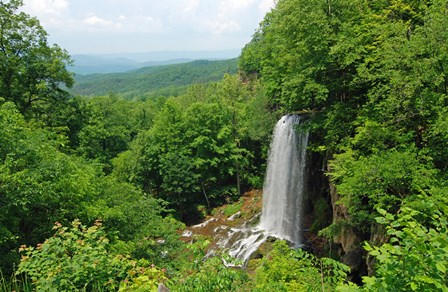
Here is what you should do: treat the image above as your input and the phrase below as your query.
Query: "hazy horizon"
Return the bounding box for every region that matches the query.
[69,48,241,74]
[73,48,241,61]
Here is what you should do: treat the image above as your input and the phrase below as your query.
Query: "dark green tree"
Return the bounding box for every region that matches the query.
[75,95,155,171]
[113,94,252,217]
[0,100,99,273]
[0,0,73,118]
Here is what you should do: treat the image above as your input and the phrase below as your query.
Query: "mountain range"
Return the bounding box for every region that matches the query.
[70,49,241,75]
[70,58,239,98]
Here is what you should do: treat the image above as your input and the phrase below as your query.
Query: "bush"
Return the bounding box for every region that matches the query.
[361,204,448,291]
[254,241,350,291]
[18,220,132,291]
[172,256,249,292]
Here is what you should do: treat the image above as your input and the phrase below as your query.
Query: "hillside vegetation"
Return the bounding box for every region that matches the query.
[0,0,447,291]
[71,59,238,97]
[239,0,448,289]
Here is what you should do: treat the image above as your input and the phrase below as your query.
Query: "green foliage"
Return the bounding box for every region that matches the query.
[223,197,244,217]
[172,256,249,292]
[362,203,448,291]
[7,0,448,288]
[0,101,100,273]
[184,236,211,272]
[17,220,170,291]
[245,7,448,290]
[330,147,437,230]
[17,220,131,291]
[254,241,350,291]
[310,197,332,232]
[119,261,167,292]
[112,76,270,216]
[156,100,245,210]
[0,271,32,292]
[337,193,448,291]
[0,0,73,118]
[240,0,367,111]
[241,0,448,158]
[0,100,184,275]
[74,95,158,171]
[71,59,238,97]
[83,176,185,271]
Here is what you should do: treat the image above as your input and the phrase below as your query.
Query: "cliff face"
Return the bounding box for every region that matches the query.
[329,182,366,281]
[305,148,367,282]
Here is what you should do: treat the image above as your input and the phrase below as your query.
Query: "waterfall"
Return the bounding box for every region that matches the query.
[259,114,309,245]
[221,114,309,264]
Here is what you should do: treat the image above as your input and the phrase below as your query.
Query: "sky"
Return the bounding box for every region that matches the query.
[21,0,276,55]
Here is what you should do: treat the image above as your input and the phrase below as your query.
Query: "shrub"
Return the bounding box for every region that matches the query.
[254,241,350,291]
[17,220,131,291]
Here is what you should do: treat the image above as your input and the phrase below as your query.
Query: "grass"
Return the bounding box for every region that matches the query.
[223,197,244,217]
[0,271,32,292]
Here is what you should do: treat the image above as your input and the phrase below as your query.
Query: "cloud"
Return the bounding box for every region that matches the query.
[83,15,115,27]
[123,15,164,33]
[183,0,199,13]
[24,0,69,16]
[183,0,258,34]
[221,0,255,10]
[81,14,164,33]
[22,0,270,34]
[21,0,274,53]
[22,0,69,26]
[204,19,240,34]
[258,0,276,14]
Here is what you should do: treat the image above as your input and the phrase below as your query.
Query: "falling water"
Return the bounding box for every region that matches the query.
[221,114,309,264]
[259,114,309,244]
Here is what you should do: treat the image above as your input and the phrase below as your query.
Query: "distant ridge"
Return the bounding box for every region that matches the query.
[91,49,241,62]
[70,58,238,97]
[70,49,241,74]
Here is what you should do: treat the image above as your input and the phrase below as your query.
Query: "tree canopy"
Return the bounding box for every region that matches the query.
[240,0,448,288]
[1,0,447,290]
[0,0,73,118]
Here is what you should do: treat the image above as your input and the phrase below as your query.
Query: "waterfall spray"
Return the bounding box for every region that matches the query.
[222,114,309,264]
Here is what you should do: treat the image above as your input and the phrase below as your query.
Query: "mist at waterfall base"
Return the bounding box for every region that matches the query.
[220,114,309,265]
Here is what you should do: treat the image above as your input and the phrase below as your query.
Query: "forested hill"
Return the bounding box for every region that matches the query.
[70,58,238,97]
[2,0,448,290]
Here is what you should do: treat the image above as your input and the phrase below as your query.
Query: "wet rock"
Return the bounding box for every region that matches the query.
[181,230,193,237]
[227,211,241,221]
[329,181,367,282]
[213,225,228,233]
[192,217,217,228]
[158,283,169,292]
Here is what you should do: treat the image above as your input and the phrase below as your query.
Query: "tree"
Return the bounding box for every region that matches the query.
[215,74,250,195]
[113,94,252,217]
[0,0,73,118]
[0,100,102,273]
[75,95,155,172]
[0,100,179,275]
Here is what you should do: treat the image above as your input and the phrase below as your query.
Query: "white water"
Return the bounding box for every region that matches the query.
[259,114,309,244]
[221,114,309,264]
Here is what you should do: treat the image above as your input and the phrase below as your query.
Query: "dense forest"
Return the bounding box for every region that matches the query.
[71,59,238,98]
[1,0,447,291]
